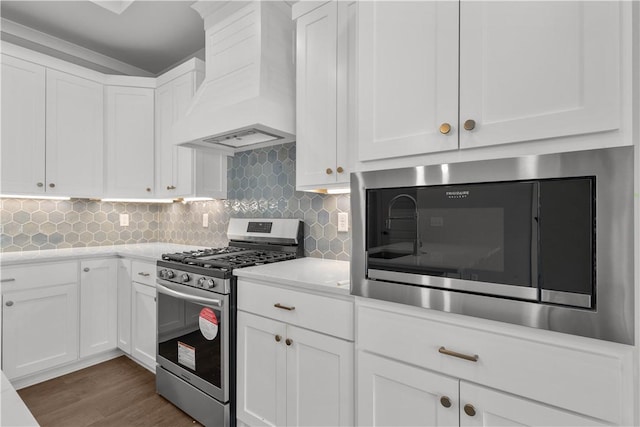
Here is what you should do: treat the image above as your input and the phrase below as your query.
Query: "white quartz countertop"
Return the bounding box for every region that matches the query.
[0,243,207,266]
[234,257,351,296]
[1,371,39,426]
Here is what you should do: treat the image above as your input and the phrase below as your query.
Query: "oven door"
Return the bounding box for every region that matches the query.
[366,181,539,301]
[156,280,229,403]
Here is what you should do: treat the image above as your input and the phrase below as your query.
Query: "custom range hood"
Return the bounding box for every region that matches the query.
[174,1,295,154]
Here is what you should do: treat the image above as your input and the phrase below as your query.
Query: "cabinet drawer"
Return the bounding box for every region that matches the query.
[131,260,156,286]
[238,279,353,341]
[1,261,77,291]
[357,302,630,424]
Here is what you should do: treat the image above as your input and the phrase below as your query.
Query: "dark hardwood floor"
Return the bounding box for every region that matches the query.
[18,356,202,427]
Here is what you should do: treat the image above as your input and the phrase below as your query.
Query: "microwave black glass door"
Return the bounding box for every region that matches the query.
[366,181,538,288]
[157,293,224,390]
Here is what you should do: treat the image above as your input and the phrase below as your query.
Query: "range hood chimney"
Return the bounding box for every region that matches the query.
[174,1,295,154]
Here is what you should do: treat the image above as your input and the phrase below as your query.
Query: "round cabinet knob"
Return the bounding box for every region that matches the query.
[464,404,476,417]
[440,396,452,408]
[36,182,44,187]
[275,335,282,343]
[463,119,476,131]
[5,301,14,307]
[439,123,452,135]
[181,274,190,283]
[49,183,56,188]
[336,166,344,174]
[146,187,151,192]
[167,185,176,190]
[83,267,90,272]
[326,168,333,175]
[285,338,293,346]
[206,279,215,289]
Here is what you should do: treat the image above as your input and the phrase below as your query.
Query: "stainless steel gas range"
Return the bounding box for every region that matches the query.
[155,218,304,427]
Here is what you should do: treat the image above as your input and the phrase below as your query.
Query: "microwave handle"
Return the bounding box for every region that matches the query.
[156,282,223,308]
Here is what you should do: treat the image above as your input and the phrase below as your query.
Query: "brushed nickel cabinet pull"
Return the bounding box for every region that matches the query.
[138,272,151,277]
[167,185,176,190]
[274,303,295,311]
[0,278,16,283]
[438,346,479,362]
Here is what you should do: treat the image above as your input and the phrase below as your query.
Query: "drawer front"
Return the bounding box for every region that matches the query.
[238,279,353,341]
[357,302,630,424]
[1,261,77,291]
[131,260,156,287]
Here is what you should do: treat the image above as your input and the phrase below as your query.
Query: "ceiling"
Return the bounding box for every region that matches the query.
[0,0,206,76]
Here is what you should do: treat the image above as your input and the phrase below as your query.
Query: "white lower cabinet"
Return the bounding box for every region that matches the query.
[237,311,353,427]
[358,352,606,427]
[356,299,633,426]
[79,259,118,358]
[131,280,157,371]
[237,278,354,427]
[117,259,132,353]
[2,283,79,380]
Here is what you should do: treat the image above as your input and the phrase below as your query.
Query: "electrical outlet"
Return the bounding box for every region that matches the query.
[203,213,209,228]
[338,212,349,232]
[119,214,129,227]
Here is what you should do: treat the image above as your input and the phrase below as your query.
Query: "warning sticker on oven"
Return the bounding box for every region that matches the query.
[177,341,196,370]
[199,307,219,340]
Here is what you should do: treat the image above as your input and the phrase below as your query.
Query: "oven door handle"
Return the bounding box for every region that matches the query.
[156,283,224,308]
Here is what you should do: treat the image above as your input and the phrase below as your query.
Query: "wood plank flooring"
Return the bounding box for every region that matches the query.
[17,356,202,427]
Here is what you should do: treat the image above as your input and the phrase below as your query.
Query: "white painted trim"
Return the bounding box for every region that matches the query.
[291,1,330,20]
[10,349,123,390]
[104,74,157,88]
[89,0,135,15]
[1,18,154,77]
[156,57,205,87]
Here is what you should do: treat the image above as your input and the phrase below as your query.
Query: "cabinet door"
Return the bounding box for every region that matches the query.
[0,55,46,195]
[295,1,339,188]
[156,73,196,197]
[459,1,621,149]
[358,1,459,162]
[2,284,79,379]
[80,259,118,358]
[117,259,132,354]
[46,69,104,197]
[357,351,458,427]
[105,86,155,197]
[131,282,157,371]
[194,151,228,199]
[237,311,287,427]
[460,382,608,427]
[285,325,354,427]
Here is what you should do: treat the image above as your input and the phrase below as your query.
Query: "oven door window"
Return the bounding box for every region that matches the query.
[366,181,538,288]
[157,291,226,392]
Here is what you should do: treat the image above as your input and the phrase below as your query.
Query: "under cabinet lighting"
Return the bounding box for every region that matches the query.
[181,197,215,203]
[100,198,175,204]
[0,194,71,200]
[326,188,351,195]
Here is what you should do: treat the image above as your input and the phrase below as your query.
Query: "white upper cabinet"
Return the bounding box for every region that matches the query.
[46,69,104,197]
[105,85,155,197]
[295,1,356,191]
[357,1,626,163]
[357,1,459,162]
[0,55,46,195]
[459,1,621,149]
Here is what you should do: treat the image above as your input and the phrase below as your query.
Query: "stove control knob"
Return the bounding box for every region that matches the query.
[181,274,190,283]
[197,277,206,288]
[165,270,175,279]
[205,279,215,289]
[158,270,166,279]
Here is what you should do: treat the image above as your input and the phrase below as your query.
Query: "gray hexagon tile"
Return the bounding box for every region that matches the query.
[2,143,352,260]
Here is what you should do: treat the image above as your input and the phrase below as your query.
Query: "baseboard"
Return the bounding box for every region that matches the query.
[11,349,124,390]
[124,354,156,374]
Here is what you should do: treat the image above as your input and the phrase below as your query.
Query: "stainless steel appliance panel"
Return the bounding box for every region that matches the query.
[351,146,634,345]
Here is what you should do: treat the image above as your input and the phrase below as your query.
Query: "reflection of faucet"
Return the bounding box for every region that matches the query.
[386,194,421,255]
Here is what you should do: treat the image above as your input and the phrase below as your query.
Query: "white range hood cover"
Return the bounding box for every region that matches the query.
[174,1,295,154]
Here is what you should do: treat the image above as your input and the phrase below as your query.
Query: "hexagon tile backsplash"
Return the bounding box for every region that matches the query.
[1,143,351,260]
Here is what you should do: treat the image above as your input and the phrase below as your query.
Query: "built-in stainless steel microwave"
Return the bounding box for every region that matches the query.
[351,147,634,345]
